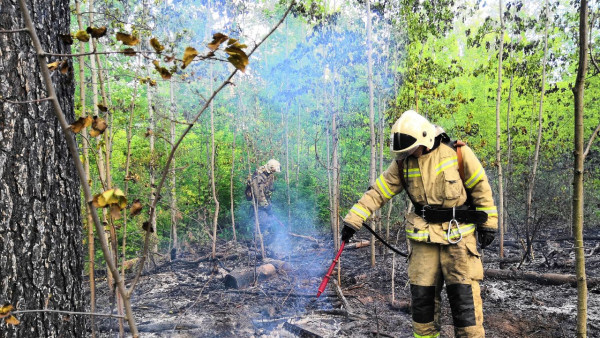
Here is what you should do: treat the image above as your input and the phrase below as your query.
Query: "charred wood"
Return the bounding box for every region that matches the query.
[283,321,323,338]
[224,263,277,289]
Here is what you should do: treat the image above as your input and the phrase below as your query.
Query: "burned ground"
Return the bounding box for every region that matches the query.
[92,229,600,337]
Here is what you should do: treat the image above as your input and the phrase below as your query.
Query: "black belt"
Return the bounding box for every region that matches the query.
[415,204,488,224]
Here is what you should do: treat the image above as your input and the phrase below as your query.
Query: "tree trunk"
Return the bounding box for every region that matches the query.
[504,67,514,237]
[0,0,86,336]
[209,63,220,259]
[572,1,589,336]
[230,122,237,242]
[525,0,549,260]
[366,0,377,268]
[495,0,505,258]
[169,78,178,257]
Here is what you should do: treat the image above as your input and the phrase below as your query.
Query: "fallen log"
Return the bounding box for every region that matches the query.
[485,268,600,287]
[223,263,276,289]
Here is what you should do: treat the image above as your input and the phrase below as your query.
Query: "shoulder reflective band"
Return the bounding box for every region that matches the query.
[392,132,417,152]
[435,156,458,175]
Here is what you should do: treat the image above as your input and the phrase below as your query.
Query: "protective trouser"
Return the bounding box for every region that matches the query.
[408,234,484,338]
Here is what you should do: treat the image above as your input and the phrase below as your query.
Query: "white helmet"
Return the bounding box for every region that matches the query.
[266,159,281,173]
[390,110,436,154]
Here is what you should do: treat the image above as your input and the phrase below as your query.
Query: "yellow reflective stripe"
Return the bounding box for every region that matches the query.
[406,229,429,241]
[465,166,483,188]
[477,206,498,216]
[444,224,476,240]
[414,332,440,338]
[376,175,393,199]
[350,205,370,220]
[405,168,421,178]
[435,156,458,175]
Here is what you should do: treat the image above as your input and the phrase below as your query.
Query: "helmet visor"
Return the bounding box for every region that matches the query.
[391,132,417,152]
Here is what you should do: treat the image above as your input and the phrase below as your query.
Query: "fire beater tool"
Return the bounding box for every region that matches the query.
[316,240,345,298]
[316,223,408,297]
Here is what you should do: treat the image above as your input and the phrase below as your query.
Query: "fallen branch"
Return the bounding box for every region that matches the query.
[485,268,600,287]
[288,232,319,244]
[333,279,351,312]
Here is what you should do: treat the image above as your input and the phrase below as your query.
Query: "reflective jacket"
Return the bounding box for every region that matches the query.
[343,142,497,244]
[249,165,275,207]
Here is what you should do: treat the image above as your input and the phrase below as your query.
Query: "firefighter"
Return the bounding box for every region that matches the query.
[341,110,497,338]
[246,159,281,239]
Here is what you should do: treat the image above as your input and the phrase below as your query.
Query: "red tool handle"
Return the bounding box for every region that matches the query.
[316,241,346,298]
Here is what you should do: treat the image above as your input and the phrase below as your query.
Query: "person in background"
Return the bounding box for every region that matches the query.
[341,110,497,338]
[246,159,281,241]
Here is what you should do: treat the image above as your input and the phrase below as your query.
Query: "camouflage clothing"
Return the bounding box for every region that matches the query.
[248,165,275,207]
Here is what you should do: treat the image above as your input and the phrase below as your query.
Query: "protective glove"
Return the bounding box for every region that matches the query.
[340,224,356,243]
[478,229,496,249]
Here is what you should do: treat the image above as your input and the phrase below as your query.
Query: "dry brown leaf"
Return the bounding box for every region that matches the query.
[90,116,107,137]
[182,47,198,69]
[130,199,143,216]
[47,61,60,71]
[152,60,172,80]
[5,315,19,326]
[150,37,164,53]
[93,188,127,209]
[116,32,140,46]
[227,54,248,72]
[86,26,107,38]
[164,55,175,63]
[145,128,153,138]
[110,204,122,220]
[142,221,154,233]
[121,48,136,56]
[207,33,228,51]
[59,60,69,74]
[97,104,108,112]
[74,30,90,42]
[70,116,92,133]
[59,34,73,44]
[0,304,13,318]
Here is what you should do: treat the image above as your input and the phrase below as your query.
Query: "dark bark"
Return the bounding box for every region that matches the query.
[0,0,85,337]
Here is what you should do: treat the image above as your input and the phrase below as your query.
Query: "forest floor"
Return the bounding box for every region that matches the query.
[92,226,600,337]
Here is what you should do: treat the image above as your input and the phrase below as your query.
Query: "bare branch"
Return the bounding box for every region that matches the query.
[12,309,125,319]
[0,28,28,33]
[0,96,53,104]
[583,120,600,159]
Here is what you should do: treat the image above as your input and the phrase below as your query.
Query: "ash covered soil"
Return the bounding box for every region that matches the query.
[93,229,600,337]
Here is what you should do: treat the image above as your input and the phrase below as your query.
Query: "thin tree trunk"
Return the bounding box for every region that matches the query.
[525,0,549,260]
[74,3,95,336]
[230,123,237,242]
[505,68,514,237]
[366,0,376,267]
[210,63,220,259]
[284,103,291,224]
[495,0,505,258]
[170,78,178,256]
[572,1,589,336]
[332,71,340,284]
